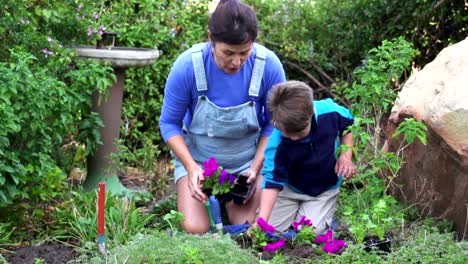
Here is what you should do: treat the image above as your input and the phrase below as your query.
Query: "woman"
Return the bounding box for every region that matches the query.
[159,0,286,233]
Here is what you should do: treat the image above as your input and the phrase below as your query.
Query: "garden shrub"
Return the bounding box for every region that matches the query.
[0,49,112,204]
[246,0,467,95]
[83,0,211,171]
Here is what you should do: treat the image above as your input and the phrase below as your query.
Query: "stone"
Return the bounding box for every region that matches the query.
[384,37,468,239]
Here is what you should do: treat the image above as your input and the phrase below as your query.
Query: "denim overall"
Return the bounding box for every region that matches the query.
[174,43,267,180]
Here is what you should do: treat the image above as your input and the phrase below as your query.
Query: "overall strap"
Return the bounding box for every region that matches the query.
[191,43,208,92]
[248,44,267,98]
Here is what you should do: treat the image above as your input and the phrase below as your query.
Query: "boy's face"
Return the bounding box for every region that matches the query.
[279,122,311,141]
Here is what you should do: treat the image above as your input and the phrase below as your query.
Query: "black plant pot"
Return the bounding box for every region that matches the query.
[216,192,233,203]
[363,235,392,253]
[231,174,254,205]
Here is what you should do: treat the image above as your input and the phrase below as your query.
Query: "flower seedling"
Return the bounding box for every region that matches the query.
[202,157,237,195]
[293,216,316,244]
[314,229,346,254]
[251,218,287,252]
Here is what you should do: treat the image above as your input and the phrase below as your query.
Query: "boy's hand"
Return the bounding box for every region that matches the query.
[335,155,355,179]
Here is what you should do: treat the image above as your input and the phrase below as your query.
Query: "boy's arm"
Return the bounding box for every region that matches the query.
[335,132,355,179]
[258,188,280,221]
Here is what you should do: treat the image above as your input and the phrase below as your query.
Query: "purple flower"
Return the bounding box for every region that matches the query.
[257,217,276,233]
[314,229,333,244]
[218,169,229,184]
[314,229,346,254]
[203,157,219,177]
[322,239,346,254]
[76,4,83,12]
[292,215,313,231]
[87,25,93,35]
[42,48,49,53]
[228,173,236,184]
[92,12,99,19]
[262,239,286,252]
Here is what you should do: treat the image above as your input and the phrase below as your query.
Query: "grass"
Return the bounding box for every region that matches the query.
[70,231,258,264]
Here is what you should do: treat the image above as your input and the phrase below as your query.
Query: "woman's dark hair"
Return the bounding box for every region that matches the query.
[209,0,258,45]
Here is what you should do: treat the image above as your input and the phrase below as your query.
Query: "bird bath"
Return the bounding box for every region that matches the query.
[74,36,159,196]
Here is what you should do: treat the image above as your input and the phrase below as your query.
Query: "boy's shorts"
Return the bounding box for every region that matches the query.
[268,186,340,234]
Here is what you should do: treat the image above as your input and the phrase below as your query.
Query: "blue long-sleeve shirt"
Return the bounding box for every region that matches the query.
[262,99,354,197]
[159,42,286,142]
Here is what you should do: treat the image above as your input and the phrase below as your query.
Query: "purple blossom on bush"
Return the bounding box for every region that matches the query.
[87,25,93,35]
[92,12,99,19]
[203,157,218,177]
[97,25,107,35]
[257,217,276,233]
[76,3,83,12]
[262,239,286,252]
[41,48,54,57]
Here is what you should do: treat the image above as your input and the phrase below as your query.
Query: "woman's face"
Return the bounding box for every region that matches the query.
[212,41,253,74]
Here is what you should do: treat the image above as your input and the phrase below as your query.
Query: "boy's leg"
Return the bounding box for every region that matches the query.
[298,188,340,235]
[176,176,211,233]
[268,186,301,232]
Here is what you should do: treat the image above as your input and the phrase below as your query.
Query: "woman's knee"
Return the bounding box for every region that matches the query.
[181,218,210,234]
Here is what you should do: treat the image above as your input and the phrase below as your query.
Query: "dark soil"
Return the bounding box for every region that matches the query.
[4,244,75,264]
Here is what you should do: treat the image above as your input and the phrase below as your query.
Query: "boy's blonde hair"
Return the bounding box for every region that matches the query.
[267,81,314,133]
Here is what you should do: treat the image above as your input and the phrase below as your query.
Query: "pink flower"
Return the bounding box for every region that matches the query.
[314,229,333,244]
[262,239,286,252]
[203,157,218,177]
[257,217,276,233]
[322,239,346,254]
[292,215,313,231]
[314,229,346,254]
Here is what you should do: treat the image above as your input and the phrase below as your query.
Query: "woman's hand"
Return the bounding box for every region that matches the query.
[240,169,258,204]
[245,169,257,185]
[187,163,208,203]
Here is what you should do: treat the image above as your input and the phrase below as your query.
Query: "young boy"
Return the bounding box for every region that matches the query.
[258,80,355,235]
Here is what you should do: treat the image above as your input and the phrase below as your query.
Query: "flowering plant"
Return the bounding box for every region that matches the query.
[250,217,286,251]
[201,157,237,195]
[293,215,316,244]
[314,229,346,254]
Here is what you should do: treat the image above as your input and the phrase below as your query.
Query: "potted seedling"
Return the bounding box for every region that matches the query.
[201,157,236,203]
[343,197,398,253]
